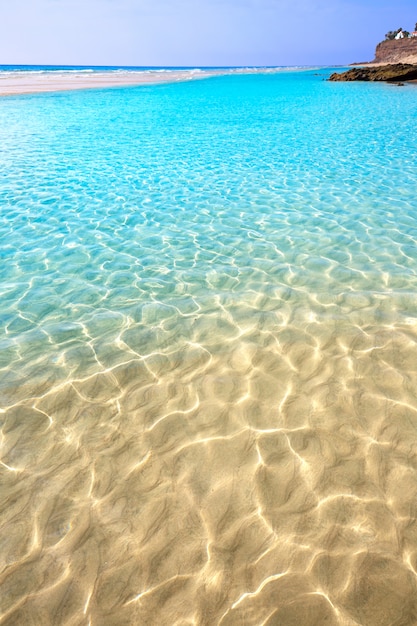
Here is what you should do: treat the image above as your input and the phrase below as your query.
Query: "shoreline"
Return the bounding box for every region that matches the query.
[0,66,315,96]
[0,69,223,96]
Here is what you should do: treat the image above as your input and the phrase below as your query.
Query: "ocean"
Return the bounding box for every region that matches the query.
[1,66,417,625]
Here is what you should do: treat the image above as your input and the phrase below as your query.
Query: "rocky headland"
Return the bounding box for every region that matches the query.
[329,31,417,82]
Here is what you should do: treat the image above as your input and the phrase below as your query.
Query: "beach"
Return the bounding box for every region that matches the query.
[1,67,417,625]
[0,69,219,96]
[0,67,301,97]
[0,67,290,96]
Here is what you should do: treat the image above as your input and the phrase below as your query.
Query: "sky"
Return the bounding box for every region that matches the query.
[0,0,416,67]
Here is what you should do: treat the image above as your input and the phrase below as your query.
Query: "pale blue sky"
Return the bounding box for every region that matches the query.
[1,0,416,66]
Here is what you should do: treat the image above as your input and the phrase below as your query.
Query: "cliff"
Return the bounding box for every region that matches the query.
[372,38,417,64]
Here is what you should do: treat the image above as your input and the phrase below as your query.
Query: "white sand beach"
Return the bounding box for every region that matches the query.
[0,67,296,96]
[0,69,219,96]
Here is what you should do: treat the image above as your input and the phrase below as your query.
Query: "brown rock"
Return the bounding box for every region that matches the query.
[329,63,417,82]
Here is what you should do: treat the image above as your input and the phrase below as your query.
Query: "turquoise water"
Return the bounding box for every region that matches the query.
[1,71,416,394]
[2,69,417,625]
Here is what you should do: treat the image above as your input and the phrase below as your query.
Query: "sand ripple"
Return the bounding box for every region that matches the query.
[2,318,417,624]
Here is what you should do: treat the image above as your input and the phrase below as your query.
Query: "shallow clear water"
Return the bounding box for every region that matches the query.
[1,69,417,625]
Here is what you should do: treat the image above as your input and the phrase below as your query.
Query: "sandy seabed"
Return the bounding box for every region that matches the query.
[2,316,417,625]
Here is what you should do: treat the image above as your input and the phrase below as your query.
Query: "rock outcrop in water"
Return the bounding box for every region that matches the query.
[329,63,417,82]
